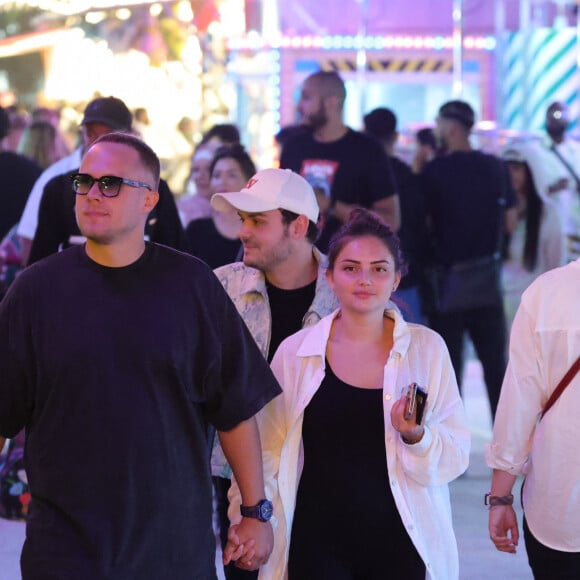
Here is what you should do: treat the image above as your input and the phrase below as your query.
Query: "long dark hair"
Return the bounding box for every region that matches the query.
[521,162,542,272]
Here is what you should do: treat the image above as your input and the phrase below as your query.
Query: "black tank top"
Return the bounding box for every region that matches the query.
[289,362,426,578]
[294,361,399,530]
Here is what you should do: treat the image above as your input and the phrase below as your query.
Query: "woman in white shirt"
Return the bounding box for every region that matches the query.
[227,209,470,580]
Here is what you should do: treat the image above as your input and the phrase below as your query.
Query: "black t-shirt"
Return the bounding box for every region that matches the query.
[0,243,281,579]
[28,171,189,265]
[186,217,241,269]
[280,128,395,251]
[421,150,517,265]
[266,278,316,362]
[389,155,430,289]
[0,151,42,239]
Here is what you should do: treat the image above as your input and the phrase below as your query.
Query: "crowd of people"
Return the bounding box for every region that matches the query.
[0,69,578,580]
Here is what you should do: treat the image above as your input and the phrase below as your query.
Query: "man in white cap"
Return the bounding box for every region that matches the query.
[209,168,339,578]
[212,168,339,363]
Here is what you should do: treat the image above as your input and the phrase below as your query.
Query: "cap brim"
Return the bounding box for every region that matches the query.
[211,191,279,214]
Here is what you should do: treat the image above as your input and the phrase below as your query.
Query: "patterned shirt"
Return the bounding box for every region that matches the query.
[210,248,339,477]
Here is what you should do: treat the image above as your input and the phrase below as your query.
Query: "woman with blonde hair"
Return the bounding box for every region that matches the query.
[17,120,69,169]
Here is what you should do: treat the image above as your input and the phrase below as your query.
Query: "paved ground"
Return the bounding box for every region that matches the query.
[452,358,531,579]
[0,360,532,579]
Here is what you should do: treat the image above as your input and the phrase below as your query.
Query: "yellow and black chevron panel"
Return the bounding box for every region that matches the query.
[320,59,358,72]
[372,58,454,72]
[320,58,453,73]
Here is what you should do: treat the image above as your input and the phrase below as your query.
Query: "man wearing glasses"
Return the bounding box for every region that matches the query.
[0,132,279,579]
[24,96,188,265]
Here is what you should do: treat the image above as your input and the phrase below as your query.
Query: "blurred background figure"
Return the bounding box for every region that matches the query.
[178,144,214,225]
[523,101,580,262]
[133,107,152,140]
[2,106,30,153]
[274,124,311,164]
[501,146,566,335]
[200,123,240,151]
[31,106,61,128]
[178,123,242,224]
[17,121,70,170]
[412,127,440,174]
[363,107,430,323]
[131,106,193,195]
[421,100,518,421]
[0,106,43,299]
[186,144,256,268]
[0,106,43,239]
[177,116,196,149]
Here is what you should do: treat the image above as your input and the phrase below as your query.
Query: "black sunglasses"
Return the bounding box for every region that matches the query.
[70,173,153,198]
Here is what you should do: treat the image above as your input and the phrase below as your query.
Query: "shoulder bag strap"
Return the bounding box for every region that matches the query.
[549,143,580,194]
[541,355,580,420]
[494,158,508,258]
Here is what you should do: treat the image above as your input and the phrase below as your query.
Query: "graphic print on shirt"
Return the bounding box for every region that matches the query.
[300,159,339,199]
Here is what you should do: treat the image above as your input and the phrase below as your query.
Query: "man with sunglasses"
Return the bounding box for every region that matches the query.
[0,132,280,579]
[23,96,187,265]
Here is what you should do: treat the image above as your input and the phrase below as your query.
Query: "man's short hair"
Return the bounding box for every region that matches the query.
[363,107,397,141]
[307,71,346,109]
[91,132,161,188]
[280,209,319,244]
[438,100,475,131]
[416,127,437,149]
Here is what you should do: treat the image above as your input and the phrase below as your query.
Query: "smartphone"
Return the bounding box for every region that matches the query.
[404,383,428,425]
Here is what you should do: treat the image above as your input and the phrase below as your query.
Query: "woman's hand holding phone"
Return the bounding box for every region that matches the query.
[390,383,428,444]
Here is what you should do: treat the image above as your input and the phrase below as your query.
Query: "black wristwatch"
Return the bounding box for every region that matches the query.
[240,499,273,522]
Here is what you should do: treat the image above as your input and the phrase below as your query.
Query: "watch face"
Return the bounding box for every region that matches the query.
[259,500,273,521]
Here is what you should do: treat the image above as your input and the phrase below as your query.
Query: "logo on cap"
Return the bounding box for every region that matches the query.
[245,177,259,189]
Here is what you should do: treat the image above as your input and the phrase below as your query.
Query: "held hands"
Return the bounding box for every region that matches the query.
[223,518,274,571]
[390,394,424,444]
[489,505,519,554]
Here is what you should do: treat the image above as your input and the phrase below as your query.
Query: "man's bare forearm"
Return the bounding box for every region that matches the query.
[218,417,265,505]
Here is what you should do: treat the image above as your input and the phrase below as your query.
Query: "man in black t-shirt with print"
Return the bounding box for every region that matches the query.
[421,100,518,419]
[280,71,400,252]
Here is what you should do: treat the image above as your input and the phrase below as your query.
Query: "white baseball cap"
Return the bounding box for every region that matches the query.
[211,168,320,223]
